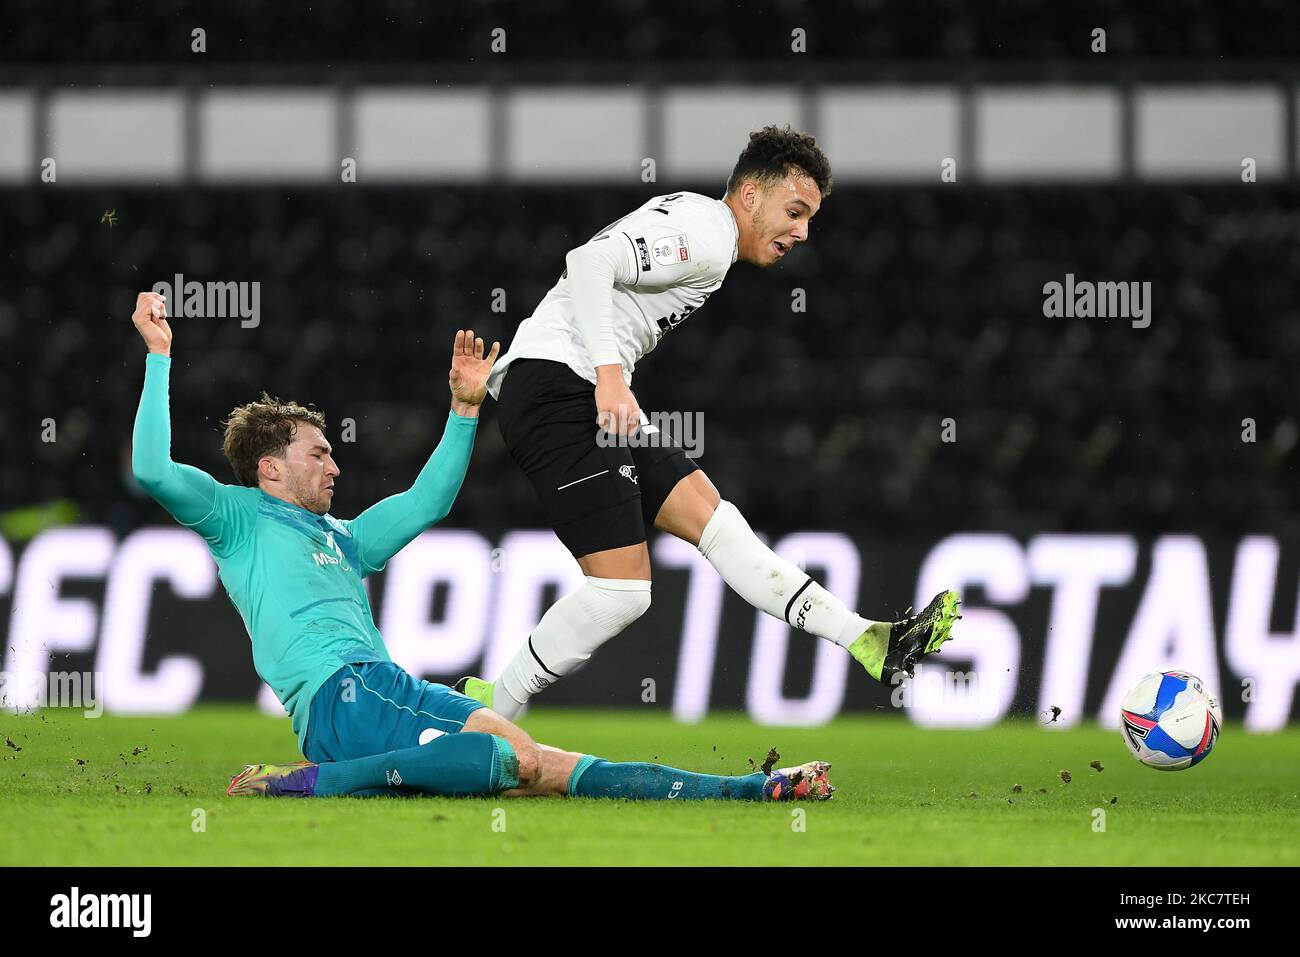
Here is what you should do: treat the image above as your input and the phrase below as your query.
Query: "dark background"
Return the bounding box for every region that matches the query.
[3,1,1299,64]
[4,2,1299,539]
[4,185,1298,537]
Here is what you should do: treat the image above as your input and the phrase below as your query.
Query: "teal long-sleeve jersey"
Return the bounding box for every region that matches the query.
[131,353,479,750]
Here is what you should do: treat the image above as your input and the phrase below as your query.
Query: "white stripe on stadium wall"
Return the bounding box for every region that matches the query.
[0,84,1293,183]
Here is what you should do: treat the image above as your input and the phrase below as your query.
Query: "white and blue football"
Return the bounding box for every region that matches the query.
[1119,671,1222,771]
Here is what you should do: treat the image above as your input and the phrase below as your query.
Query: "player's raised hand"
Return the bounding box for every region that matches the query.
[131,291,173,357]
[448,328,500,408]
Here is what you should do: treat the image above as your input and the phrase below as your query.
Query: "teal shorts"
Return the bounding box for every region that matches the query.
[303,662,486,762]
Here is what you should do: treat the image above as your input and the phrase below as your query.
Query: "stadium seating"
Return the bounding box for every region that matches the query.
[3,185,1296,535]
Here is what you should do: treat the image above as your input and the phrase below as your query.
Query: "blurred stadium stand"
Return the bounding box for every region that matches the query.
[3,185,1297,537]
[2,0,1298,539]
[1,0,1298,63]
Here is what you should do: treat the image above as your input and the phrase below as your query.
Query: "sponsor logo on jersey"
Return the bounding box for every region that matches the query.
[634,237,652,272]
[653,234,690,265]
[654,292,711,338]
[311,530,352,571]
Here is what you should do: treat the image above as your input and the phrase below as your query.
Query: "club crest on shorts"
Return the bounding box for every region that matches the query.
[619,465,638,484]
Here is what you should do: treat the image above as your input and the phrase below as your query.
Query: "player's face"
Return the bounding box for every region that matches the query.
[278,422,339,515]
[750,172,822,267]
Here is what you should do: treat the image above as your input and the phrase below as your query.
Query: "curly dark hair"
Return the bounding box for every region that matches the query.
[221,392,327,487]
[725,125,832,198]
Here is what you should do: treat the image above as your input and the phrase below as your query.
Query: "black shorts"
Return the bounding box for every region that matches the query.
[496,358,700,558]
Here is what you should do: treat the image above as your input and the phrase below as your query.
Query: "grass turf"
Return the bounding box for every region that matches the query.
[1,706,1297,866]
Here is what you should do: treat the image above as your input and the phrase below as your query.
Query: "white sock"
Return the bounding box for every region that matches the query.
[494,575,652,719]
[697,500,881,649]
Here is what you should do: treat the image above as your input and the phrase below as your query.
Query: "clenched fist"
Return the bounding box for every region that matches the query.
[131,291,172,357]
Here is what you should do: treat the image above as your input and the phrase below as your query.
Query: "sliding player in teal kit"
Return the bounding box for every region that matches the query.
[128,291,833,802]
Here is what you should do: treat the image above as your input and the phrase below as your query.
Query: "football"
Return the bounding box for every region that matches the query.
[1120,671,1223,770]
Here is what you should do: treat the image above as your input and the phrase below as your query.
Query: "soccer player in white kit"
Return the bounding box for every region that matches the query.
[458,126,960,719]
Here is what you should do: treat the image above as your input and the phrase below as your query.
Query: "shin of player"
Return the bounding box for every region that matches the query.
[495,575,651,716]
[490,490,894,719]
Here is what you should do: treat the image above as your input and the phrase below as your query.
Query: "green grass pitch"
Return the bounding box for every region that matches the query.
[2,707,1297,866]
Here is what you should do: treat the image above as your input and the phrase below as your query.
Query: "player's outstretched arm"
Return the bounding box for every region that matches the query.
[129,291,223,528]
[346,329,499,573]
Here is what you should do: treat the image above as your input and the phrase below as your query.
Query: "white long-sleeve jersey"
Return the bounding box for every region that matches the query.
[487,191,740,398]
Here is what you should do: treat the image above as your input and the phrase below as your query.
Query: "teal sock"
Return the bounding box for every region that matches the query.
[568,757,766,801]
[313,732,519,797]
